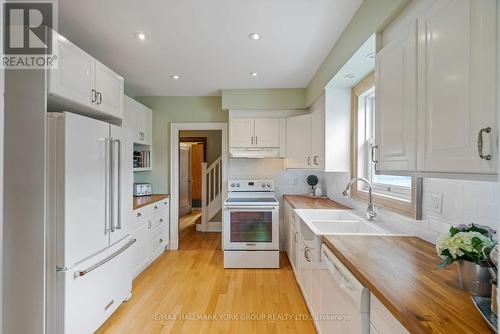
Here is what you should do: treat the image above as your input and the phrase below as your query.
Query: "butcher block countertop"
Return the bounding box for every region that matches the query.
[133,194,169,210]
[283,195,351,210]
[322,235,492,334]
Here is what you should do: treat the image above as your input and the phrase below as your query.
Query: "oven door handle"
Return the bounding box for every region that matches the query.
[225,206,278,210]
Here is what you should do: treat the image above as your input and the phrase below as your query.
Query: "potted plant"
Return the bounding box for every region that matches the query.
[436,224,496,297]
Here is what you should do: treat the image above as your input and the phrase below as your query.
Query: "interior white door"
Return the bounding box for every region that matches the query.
[286,114,312,168]
[375,21,418,172]
[230,119,254,147]
[254,118,280,147]
[310,96,325,169]
[417,0,497,174]
[95,61,124,120]
[61,112,110,268]
[109,125,132,245]
[49,36,94,109]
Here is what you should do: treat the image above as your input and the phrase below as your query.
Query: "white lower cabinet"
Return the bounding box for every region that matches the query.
[370,294,410,334]
[130,198,170,279]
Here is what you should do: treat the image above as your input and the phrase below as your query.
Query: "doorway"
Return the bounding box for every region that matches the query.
[170,123,228,250]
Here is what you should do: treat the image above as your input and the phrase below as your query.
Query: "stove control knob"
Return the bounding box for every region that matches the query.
[267,183,271,188]
[230,183,235,188]
[261,183,266,188]
[236,183,240,187]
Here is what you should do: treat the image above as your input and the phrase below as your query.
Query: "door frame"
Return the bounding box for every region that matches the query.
[170,123,228,250]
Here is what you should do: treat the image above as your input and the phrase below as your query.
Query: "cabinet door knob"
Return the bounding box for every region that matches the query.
[307,156,311,166]
[251,136,254,145]
[91,89,97,103]
[478,127,492,160]
[96,92,102,105]
[159,239,163,243]
[313,156,319,165]
[136,212,142,218]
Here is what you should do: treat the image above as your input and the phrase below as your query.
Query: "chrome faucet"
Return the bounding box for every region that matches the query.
[342,177,377,221]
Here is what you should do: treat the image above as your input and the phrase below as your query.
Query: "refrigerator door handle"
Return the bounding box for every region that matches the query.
[115,139,122,230]
[104,138,113,235]
[109,137,115,233]
[75,238,136,278]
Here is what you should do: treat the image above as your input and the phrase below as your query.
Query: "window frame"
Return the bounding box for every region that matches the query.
[350,73,422,219]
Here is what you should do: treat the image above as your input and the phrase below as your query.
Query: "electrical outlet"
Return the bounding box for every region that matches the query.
[428,193,443,214]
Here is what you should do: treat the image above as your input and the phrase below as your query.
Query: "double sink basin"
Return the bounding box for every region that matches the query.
[294,209,394,236]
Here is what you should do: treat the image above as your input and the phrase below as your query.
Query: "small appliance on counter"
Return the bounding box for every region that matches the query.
[133,183,152,197]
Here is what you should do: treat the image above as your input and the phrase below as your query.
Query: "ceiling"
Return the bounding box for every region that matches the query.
[58,0,362,96]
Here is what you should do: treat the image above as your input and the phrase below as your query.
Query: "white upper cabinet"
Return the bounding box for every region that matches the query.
[229,118,280,148]
[48,34,124,121]
[230,118,254,147]
[310,95,326,169]
[48,37,95,110]
[123,96,153,145]
[376,0,497,177]
[286,114,312,168]
[286,91,350,171]
[375,21,418,172]
[94,61,124,120]
[416,0,497,175]
[254,118,280,147]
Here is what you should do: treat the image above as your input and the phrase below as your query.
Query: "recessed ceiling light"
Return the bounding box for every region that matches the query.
[251,72,258,77]
[366,52,376,59]
[172,75,180,80]
[344,74,356,79]
[135,32,146,41]
[249,33,260,40]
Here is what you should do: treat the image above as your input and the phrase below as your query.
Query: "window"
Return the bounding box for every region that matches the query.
[351,73,421,219]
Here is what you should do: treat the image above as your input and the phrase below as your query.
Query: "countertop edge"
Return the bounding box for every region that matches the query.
[133,194,170,210]
[321,236,492,334]
[283,194,351,210]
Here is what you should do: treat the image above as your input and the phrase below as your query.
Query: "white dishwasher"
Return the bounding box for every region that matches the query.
[318,244,370,334]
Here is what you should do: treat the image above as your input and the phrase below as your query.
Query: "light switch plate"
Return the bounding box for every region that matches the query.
[428,193,443,214]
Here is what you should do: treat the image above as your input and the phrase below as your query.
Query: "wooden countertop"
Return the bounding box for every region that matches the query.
[322,235,492,334]
[283,195,351,210]
[133,194,169,210]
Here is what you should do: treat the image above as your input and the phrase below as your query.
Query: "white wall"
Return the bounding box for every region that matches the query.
[3,70,47,334]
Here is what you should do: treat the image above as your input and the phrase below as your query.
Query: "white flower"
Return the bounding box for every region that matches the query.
[436,231,494,260]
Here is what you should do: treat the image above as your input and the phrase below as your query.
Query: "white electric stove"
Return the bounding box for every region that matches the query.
[223,180,280,268]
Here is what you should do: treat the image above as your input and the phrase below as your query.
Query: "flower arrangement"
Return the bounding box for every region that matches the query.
[436,224,496,269]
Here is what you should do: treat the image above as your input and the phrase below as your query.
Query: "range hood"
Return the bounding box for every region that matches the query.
[230,147,281,159]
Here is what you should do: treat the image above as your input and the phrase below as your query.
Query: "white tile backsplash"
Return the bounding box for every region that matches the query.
[322,172,498,243]
[228,159,498,245]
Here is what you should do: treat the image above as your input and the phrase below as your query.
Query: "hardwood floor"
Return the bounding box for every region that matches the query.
[96,223,316,334]
[179,209,202,232]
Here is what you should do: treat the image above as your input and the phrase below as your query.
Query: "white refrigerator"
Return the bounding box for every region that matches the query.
[46,112,134,334]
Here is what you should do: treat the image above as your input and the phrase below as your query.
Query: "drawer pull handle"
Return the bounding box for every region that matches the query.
[136,212,141,218]
[478,127,492,160]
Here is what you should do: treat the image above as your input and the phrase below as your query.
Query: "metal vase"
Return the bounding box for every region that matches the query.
[458,261,492,297]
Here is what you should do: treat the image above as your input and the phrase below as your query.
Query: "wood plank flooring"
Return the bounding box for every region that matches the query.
[96,223,316,334]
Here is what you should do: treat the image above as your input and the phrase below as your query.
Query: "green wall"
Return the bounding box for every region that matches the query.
[222,88,306,110]
[305,0,410,106]
[134,96,227,193]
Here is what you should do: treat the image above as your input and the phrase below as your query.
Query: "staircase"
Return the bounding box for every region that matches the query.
[201,157,222,231]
